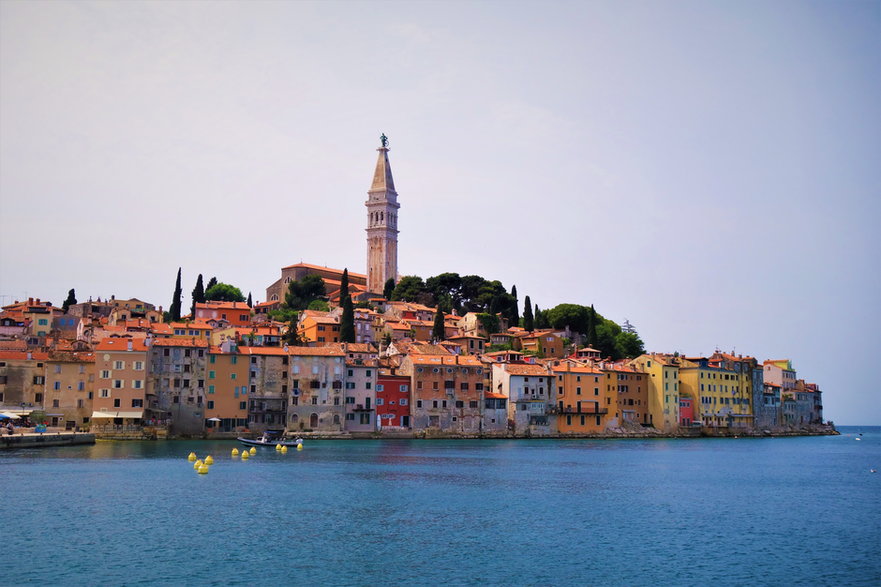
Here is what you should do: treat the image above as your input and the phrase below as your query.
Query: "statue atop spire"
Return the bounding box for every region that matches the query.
[380,133,388,148]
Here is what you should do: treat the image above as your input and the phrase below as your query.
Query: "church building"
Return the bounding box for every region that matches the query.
[265,135,400,303]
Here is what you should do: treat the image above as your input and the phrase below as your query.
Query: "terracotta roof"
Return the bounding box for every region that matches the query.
[504,364,551,376]
[0,350,50,360]
[344,343,377,353]
[195,301,251,311]
[484,391,507,399]
[95,338,149,352]
[287,345,346,357]
[239,346,290,356]
[151,338,209,348]
[280,262,366,279]
[0,340,28,351]
[409,355,482,366]
[552,364,603,375]
[170,321,213,330]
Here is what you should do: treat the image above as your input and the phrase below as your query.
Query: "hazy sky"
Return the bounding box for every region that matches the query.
[1,1,878,424]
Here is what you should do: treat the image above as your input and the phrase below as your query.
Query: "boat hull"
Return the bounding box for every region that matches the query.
[237,437,302,447]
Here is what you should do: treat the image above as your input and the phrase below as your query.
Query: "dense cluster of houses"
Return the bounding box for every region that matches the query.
[0,289,826,437]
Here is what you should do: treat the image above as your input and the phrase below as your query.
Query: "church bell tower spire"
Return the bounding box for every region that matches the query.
[365,133,400,294]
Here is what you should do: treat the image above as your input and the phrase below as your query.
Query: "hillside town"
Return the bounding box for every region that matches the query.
[0,138,830,439]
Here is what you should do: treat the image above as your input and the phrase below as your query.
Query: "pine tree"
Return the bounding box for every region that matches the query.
[340,268,350,302]
[522,296,534,331]
[206,276,218,292]
[169,268,182,321]
[191,274,205,317]
[383,278,395,300]
[285,315,301,345]
[340,295,355,343]
[510,284,519,327]
[62,289,77,314]
[246,292,253,308]
[535,304,549,329]
[432,308,445,342]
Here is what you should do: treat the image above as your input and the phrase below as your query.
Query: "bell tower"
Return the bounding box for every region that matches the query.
[365,134,400,294]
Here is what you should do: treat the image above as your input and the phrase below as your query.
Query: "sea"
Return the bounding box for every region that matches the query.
[2,426,879,586]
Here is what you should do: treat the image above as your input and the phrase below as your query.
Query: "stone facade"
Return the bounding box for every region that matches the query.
[365,142,400,294]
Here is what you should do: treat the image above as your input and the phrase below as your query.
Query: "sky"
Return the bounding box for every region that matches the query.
[1,0,878,424]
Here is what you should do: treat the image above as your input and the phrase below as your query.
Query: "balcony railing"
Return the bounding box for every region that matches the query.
[558,406,608,415]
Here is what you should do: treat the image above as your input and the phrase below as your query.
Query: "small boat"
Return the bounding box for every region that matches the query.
[237,430,303,448]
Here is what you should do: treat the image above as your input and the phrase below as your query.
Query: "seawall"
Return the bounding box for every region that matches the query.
[0,432,96,449]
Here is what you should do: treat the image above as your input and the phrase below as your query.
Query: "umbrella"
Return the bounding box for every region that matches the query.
[207,417,221,422]
[0,414,10,420]
[0,412,19,419]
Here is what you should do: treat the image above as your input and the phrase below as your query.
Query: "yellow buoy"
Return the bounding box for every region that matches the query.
[296,443,303,451]
[281,445,288,454]
[188,452,197,462]
[231,448,240,456]
[241,451,250,460]
[275,443,282,451]
[197,464,209,474]
[193,459,203,469]
[249,447,256,455]
[204,455,214,465]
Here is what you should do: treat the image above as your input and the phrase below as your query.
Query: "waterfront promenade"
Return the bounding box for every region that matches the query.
[0,430,95,449]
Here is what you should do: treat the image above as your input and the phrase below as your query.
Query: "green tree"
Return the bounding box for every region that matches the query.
[586,304,598,347]
[595,320,622,359]
[432,308,445,342]
[284,274,326,310]
[205,282,245,302]
[340,296,355,343]
[522,296,534,331]
[535,304,550,329]
[383,278,395,300]
[206,276,218,292]
[246,292,253,308]
[426,272,463,310]
[546,304,590,333]
[510,285,519,327]
[340,268,349,301]
[477,312,500,335]
[391,275,428,302]
[308,299,330,311]
[62,289,77,314]
[284,315,304,345]
[615,331,645,359]
[169,268,182,321]
[190,274,205,317]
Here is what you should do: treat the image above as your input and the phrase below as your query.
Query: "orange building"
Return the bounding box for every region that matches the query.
[205,344,251,431]
[93,337,149,428]
[552,362,611,434]
[298,311,341,344]
[603,362,650,427]
[518,330,565,358]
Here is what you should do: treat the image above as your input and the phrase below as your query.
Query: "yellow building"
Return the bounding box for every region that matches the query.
[630,354,681,432]
[709,352,756,429]
[679,357,741,430]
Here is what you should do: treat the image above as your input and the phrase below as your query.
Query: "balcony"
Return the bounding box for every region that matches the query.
[353,404,374,412]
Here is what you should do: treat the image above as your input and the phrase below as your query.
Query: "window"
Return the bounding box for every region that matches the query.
[100,389,110,398]
[376,384,384,392]
[132,380,143,389]
[53,381,61,390]
[416,400,422,408]
[469,401,478,408]
[455,400,464,408]
[207,401,214,409]
[114,361,124,370]
[400,399,408,406]
[113,399,121,407]
[376,398,384,405]
[113,380,124,389]
[239,401,247,410]
[134,361,144,371]
[101,370,110,379]
[132,399,143,408]
[401,384,409,392]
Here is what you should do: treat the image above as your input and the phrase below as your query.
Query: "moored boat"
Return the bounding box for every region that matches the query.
[237,430,302,447]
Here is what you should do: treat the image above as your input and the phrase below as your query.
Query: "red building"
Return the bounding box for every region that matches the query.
[377,369,411,429]
[679,396,694,426]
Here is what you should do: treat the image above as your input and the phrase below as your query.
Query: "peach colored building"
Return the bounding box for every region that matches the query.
[93,337,149,429]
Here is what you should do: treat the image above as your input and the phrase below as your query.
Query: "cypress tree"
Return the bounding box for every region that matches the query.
[383,278,395,300]
[169,268,182,321]
[432,308,445,342]
[586,304,597,347]
[510,285,520,327]
[340,268,350,302]
[247,292,253,308]
[535,304,549,329]
[522,296,534,331]
[206,276,218,292]
[191,274,205,317]
[340,295,355,343]
[62,289,77,314]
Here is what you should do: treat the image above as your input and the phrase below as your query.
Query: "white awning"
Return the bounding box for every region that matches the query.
[116,411,144,419]
[91,411,118,419]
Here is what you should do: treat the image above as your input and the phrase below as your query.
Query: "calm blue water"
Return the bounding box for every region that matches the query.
[3,427,879,586]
